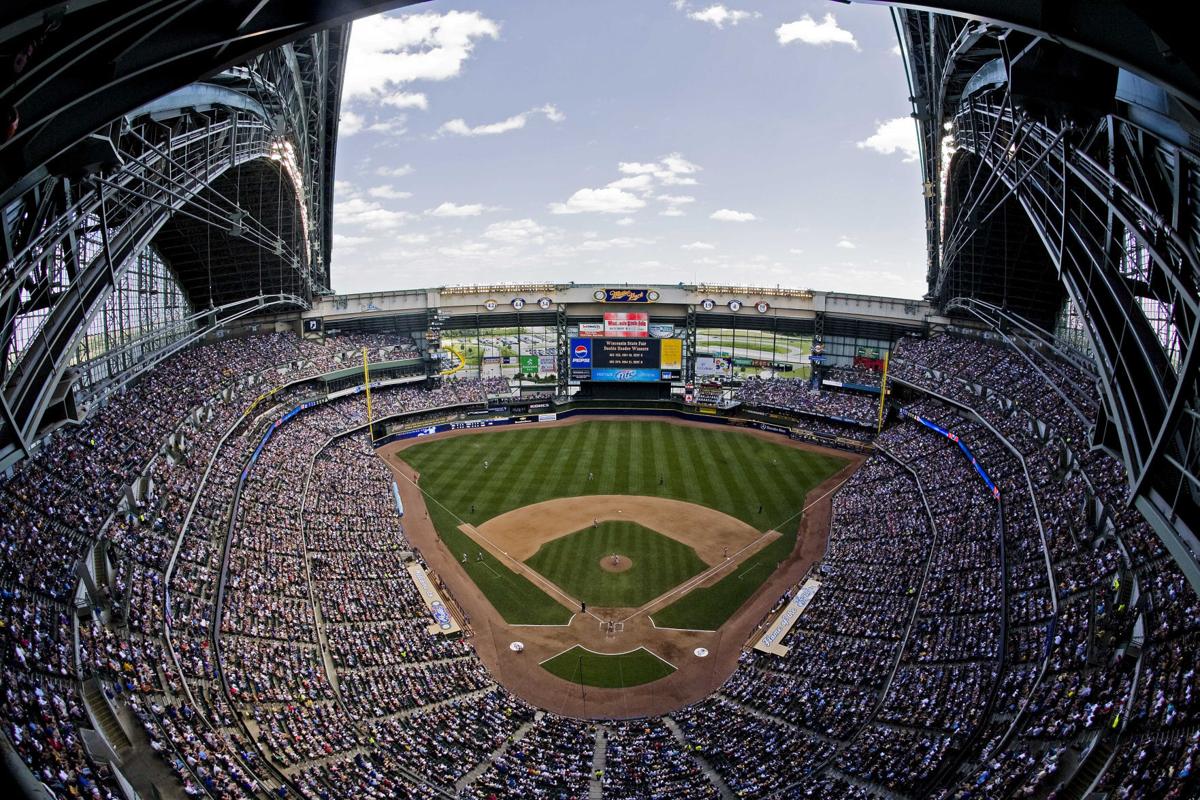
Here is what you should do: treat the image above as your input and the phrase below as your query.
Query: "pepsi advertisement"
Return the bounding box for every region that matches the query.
[569,337,592,379]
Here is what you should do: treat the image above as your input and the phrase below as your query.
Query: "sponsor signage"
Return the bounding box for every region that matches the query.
[519,355,539,374]
[604,311,649,337]
[578,322,605,337]
[660,338,682,371]
[538,354,557,373]
[696,355,732,376]
[649,322,675,338]
[593,288,660,303]
[569,336,592,379]
[569,338,592,368]
[591,368,662,382]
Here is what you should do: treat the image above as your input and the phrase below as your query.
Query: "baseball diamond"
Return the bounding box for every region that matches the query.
[382,416,850,712]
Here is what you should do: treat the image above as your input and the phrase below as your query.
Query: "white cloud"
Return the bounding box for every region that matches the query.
[687,5,758,29]
[657,194,695,205]
[381,91,429,110]
[333,233,373,248]
[711,208,757,222]
[550,187,646,215]
[427,201,491,217]
[682,241,716,250]
[367,185,413,200]
[789,248,805,255]
[334,197,414,230]
[618,161,659,175]
[615,217,636,226]
[891,44,902,57]
[577,236,655,252]
[364,116,407,135]
[660,208,684,217]
[376,164,414,177]
[343,11,500,100]
[776,14,859,50]
[438,104,564,137]
[857,117,919,162]
[484,219,549,244]
[341,111,365,136]
[836,238,857,249]
[607,174,655,192]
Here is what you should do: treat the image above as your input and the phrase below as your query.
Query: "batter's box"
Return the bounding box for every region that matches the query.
[602,620,625,637]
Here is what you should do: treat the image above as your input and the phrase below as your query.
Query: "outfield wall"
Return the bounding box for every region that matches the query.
[370,402,873,453]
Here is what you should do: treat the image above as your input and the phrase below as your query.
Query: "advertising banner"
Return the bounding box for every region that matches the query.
[649,322,675,338]
[519,355,538,374]
[696,356,732,376]
[569,338,592,368]
[590,368,662,382]
[538,355,557,373]
[578,322,604,337]
[604,311,649,337]
[660,338,682,370]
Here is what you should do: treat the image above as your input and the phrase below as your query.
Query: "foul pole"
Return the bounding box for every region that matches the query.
[362,348,374,429]
[876,353,890,433]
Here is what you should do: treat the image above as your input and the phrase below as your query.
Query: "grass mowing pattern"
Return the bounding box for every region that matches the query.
[525,521,708,608]
[541,646,675,688]
[396,420,846,627]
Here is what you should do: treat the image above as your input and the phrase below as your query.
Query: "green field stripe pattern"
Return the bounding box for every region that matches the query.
[397,421,846,627]
[525,521,708,608]
[540,646,675,688]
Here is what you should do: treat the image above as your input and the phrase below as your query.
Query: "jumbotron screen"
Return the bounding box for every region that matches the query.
[569,337,682,381]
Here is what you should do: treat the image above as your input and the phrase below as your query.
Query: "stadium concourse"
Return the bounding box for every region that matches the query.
[0,324,1193,800]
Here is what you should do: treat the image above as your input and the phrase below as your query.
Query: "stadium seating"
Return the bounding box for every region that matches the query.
[1,328,1196,799]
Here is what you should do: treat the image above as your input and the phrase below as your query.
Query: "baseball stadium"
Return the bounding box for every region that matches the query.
[1,2,1198,800]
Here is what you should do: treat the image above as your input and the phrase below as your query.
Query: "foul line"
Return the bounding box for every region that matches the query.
[392,467,599,624]
[632,474,852,625]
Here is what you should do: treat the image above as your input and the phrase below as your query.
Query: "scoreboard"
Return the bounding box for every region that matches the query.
[570,337,682,382]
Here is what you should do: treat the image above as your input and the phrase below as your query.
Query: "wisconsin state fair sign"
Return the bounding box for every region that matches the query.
[593,288,660,303]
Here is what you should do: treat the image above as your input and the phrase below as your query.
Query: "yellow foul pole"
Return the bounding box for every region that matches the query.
[362,348,374,428]
[876,353,890,433]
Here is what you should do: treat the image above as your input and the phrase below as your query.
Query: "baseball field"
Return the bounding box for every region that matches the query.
[394,420,845,631]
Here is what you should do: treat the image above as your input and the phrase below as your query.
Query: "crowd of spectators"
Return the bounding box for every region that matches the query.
[736,377,879,426]
[3,325,1198,799]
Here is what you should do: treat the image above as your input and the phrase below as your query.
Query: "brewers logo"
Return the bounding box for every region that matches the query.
[594,288,659,303]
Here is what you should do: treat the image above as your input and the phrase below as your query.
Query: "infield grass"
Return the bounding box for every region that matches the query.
[540,646,675,688]
[525,521,707,608]
[396,420,845,627]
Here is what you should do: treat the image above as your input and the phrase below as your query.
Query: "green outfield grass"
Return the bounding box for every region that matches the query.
[525,521,708,608]
[540,646,675,688]
[396,420,845,627]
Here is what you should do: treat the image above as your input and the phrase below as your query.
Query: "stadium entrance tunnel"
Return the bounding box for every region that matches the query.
[938,151,1064,331]
[152,157,309,310]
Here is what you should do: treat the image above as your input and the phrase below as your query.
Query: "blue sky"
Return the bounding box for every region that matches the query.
[331,1,926,298]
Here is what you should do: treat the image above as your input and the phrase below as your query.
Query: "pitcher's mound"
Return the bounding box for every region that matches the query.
[599,555,633,573]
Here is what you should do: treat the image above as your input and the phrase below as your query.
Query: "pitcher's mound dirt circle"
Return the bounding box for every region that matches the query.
[599,555,633,573]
